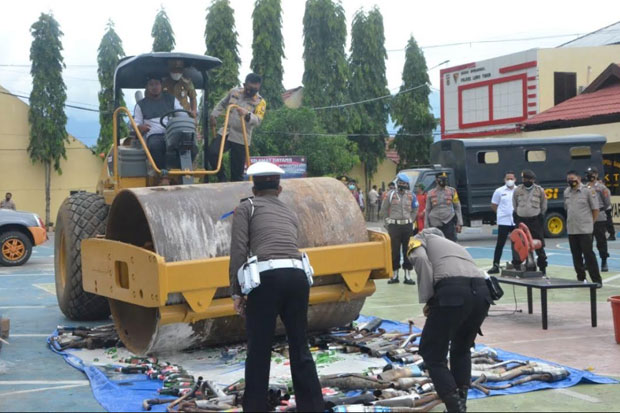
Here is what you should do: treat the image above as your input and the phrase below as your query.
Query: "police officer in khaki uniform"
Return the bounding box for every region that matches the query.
[407,228,491,413]
[380,173,418,285]
[564,170,603,286]
[209,73,267,182]
[162,60,197,117]
[585,167,611,272]
[425,172,463,242]
[229,162,323,412]
[511,169,548,274]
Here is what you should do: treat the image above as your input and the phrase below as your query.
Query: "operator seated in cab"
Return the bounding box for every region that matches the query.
[134,74,183,173]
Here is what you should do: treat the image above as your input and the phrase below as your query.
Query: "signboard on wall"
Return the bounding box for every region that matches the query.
[248,156,307,179]
[440,49,539,139]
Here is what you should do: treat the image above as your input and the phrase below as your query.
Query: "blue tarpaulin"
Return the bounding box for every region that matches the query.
[48,317,617,412]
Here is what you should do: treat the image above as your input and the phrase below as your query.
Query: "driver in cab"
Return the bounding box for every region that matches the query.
[134,73,183,171]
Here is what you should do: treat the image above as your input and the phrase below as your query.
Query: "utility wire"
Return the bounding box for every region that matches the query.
[0,90,103,113]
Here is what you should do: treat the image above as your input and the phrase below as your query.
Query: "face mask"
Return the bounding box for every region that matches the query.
[567,179,578,188]
[348,185,356,190]
[506,179,515,188]
[398,184,407,191]
[523,181,533,188]
[170,72,182,81]
[438,179,447,187]
[586,174,595,182]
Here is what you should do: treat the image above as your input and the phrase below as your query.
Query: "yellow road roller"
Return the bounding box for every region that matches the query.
[54,52,392,354]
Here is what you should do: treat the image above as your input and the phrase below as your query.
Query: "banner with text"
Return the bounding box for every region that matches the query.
[247,156,307,179]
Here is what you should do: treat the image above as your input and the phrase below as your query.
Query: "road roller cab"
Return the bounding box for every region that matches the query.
[54,52,393,354]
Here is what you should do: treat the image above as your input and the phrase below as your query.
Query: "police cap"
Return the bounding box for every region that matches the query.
[396,172,410,184]
[247,161,284,177]
[521,169,536,180]
[436,171,448,178]
[585,166,598,175]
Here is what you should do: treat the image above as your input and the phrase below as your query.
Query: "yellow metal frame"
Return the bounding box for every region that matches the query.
[82,230,392,325]
[111,104,251,191]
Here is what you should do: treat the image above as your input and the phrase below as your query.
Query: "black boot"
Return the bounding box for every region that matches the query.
[458,387,468,413]
[488,264,500,274]
[388,270,400,284]
[442,389,467,413]
[601,258,608,272]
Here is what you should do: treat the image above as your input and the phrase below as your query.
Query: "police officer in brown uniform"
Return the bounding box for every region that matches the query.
[380,173,418,285]
[209,73,266,182]
[162,60,197,117]
[512,169,548,275]
[407,228,491,413]
[585,167,611,272]
[425,172,463,242]
[564,170,603,286]
[229,162,323,412]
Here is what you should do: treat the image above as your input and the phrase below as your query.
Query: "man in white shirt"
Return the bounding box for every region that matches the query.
[489,171,519,274]
[134,74,183,170]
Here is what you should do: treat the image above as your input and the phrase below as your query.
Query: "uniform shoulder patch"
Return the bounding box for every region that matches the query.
[407,237,422,256]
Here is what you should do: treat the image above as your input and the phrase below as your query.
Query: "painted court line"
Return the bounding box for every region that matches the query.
[31,283,56,295]
[0,273,53,277]
[10,334,50,338]
[553,388,601,403]
[604,273,620,283]
[0,380,89,385]
[0,306,47,309]
[0,383,89,397]
[486,333,611,346]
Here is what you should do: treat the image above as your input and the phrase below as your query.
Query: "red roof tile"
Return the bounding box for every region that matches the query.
[522,64,620,129]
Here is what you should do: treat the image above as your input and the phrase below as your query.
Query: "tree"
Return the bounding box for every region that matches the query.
[251,0,284,109]
[391,36,436,167]
[253,108,359,177]
[302,0,349,133]
[151,7,175,52]
[205,0,240,112]
[348,7,389,192]
[28,13,69,227]
[96,20,127,156]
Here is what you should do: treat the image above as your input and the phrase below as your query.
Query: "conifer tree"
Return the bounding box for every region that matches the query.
[302,0,348,133]
[251,0,284,108]
[391,36,436,167]
[96,20,127,155]
[28,13,69,227]
[151,7,175,52]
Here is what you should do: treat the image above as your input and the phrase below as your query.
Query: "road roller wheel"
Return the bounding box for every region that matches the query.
[55,192,111,320]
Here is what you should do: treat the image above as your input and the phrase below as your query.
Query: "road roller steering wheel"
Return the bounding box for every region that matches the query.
[159,109,195,127]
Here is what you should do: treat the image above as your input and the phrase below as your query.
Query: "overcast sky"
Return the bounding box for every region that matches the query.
[1,0,618,145]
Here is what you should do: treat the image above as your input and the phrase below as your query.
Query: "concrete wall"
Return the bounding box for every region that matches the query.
[348,158,398,197]
[537,46,620,112]
[0,87,103,224]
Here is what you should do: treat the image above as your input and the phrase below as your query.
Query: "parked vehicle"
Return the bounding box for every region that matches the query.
[0,209,47,266]
[395,135,606,237]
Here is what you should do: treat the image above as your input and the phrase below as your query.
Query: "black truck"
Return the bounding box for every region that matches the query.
[397,135,606,237]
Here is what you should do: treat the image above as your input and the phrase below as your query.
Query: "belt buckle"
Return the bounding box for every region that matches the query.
[268,259,274,269]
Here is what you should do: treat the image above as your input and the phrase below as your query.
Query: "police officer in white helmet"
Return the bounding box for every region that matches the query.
[229,161,324,412]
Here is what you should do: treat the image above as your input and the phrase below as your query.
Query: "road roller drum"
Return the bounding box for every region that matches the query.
[82,178,391,354]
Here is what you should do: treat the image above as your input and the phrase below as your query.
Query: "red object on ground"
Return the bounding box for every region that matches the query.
[609,296,620,344]
[416,193,427,231]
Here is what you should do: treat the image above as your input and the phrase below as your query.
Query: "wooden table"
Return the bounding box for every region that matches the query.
[496,276,598,330]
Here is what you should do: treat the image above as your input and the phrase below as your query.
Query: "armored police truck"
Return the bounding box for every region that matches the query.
[398,135,606,238]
